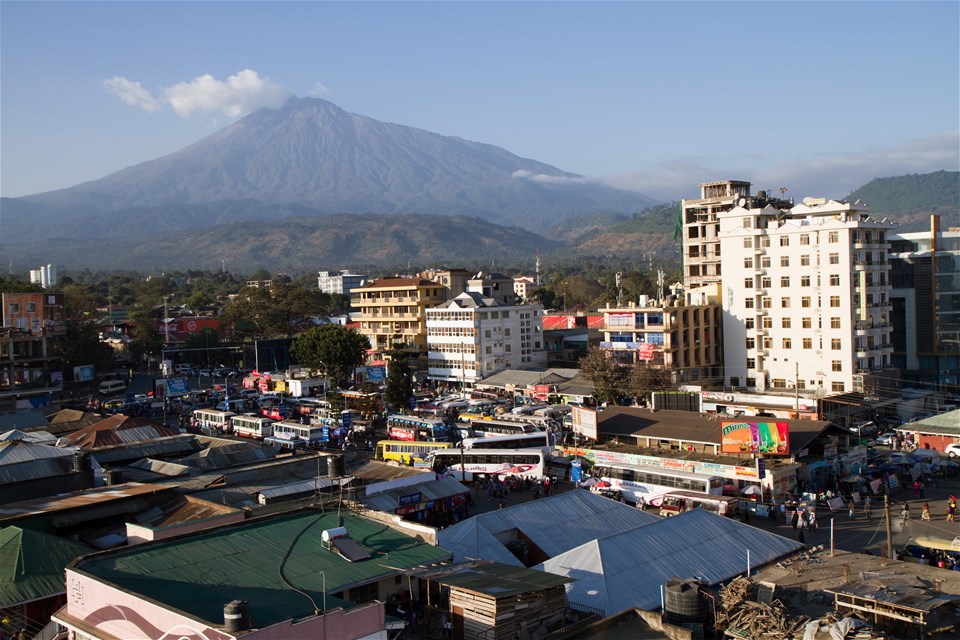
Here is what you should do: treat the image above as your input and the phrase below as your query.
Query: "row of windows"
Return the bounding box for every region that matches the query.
[426,327,479,337]
[744,274,855,288]
[7,303,38,314]
[741,230,887,247]
[430,344,477,354]
[427,359,478,370]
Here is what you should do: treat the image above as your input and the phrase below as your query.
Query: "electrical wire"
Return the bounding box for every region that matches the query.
[277,513,325,614]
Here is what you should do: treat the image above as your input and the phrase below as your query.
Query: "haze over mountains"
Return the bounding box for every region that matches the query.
[1,96,956,273]
[3,97,654,242]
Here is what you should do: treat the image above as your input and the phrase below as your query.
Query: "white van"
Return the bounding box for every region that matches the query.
[99,379,127,395]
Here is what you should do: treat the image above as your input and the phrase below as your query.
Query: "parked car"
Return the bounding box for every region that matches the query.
[875,432,897,446]
[945,443,960,458]
[198,369,213,377]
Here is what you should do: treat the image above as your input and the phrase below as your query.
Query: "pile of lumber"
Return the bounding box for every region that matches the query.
[719,576,758,611]
[723,600,810,639]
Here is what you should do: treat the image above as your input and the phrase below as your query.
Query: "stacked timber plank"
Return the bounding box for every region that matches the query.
[449,584,568,640]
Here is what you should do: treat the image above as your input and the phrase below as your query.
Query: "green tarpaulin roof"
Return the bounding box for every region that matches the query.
[75,510,452,628]
[0,526,90,607]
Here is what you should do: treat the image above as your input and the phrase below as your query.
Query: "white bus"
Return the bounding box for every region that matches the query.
[272,420,326,447]
[192,409,235,434]
[427,448,547,481]
[230,414,274,440]
[591,462,724,506]
[387,414,451,442]
[469,419,538,438]
[462,432,554,451]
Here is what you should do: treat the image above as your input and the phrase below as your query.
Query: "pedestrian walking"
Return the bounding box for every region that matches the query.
[791,510,799,529]
[922,502,931,521]
[798,529,806,546]
[901,501,911,524]
[920,481,926,499]
[864,496,872,520]
[809,511,818,531]
[948,501,956,522]
[848,500,856,519]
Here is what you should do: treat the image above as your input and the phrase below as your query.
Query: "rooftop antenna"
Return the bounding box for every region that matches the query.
[656,269,665,306]
[615,271,623,307]
[535,249,542,287]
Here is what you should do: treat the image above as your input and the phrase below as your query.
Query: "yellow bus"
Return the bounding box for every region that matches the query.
[375,440,453,465]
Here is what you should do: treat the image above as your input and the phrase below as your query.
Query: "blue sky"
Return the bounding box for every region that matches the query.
[2,1,958,202]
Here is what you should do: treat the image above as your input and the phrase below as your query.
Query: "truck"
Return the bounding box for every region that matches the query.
[286,378,327,398]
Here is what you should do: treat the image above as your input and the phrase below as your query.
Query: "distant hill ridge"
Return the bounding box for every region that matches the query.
[3,96,655,242]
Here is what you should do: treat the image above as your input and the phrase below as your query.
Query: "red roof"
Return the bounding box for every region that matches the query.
[60,414,176,449]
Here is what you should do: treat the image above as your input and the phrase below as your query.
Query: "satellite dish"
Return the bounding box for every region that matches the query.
[738,198,746,207]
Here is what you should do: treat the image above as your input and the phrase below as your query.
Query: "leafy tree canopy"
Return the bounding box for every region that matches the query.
[290,325,370,386]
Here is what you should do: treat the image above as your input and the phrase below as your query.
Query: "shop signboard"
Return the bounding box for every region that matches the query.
[721,421,790,455]
[571,406,598,440]
[399,492,422,507]
[571,460,582,484]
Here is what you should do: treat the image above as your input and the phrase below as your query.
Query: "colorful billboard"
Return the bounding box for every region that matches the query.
[721,421,790,455]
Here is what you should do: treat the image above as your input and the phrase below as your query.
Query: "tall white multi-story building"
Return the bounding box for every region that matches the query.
[719,198,895,395]
[426,291,546,385]
[28,264,57,289]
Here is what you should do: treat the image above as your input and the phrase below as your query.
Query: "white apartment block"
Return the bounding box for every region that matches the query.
[514,276,537,302]
[719,198,895,395]
[426,291,546,384]
[317,270,367,296]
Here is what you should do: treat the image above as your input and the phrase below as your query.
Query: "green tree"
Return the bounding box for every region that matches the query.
[49,320,115,379]
[129,307,164,366]
[384,350,413,412]
[578,345,629,405]
[184,327,222,367]
[627,363,673,406]
[220,283,331,338]
[290,325,370,386]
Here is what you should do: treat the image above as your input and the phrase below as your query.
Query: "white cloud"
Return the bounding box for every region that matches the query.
[103,76,162,112]
[104,69,293,119]
[163,69,292,118]
[597,132,960,202]
[309,82,331,97]
[512,169,587,185]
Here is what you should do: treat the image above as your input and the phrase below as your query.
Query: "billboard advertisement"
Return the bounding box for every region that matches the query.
[721,421,790,455]
[571,406,598,440]
[73,365,95,382]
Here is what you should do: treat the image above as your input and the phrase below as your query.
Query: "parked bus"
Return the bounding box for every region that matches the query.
[899,536,960,564]
[272,420,326,447]
[590,462,724,505]
[657,491,740,518]
[192,408,235,434]
[462,432,554,451]
[376,440,453,465]
[230,414,274,440]
[428,448,547,481]
[469,419,538,438]
[386,414,451,442]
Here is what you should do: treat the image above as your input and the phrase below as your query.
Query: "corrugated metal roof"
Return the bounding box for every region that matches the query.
[477,368,580,390]
[59,414,177,449]
[412,560,571,598]
[75,510,452,627]
[0,457,75,484]
[900,409,960,436]
[362,476,469,512]
[826,579,957,612]
[178,445,274,470]
[0,440,75,465]
[0,429,57,443]
[258,476,352,500]
[0,526,91,607]
[537,509,803,614]
[437,491,659,567]
[127,458,192,477]
[0,482,175,523]
[151,454,335,493]
[89,436,201,464]
[351,460,433,484]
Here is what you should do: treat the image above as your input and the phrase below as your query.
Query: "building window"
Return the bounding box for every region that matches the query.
[830,296,841,308]
[801,275,811,287]
[780,237,790,247]
[782,338,792,349]
[781,297,790,308]
[761,257,771,268]
[831,361,842,372]
[764,338,773,349]
[746,358,756,370]
[25,303,36,313]
[781,276,790,287]
[743,237,753,248]
[7,303,18,314]
[802,317,812,329]
[829,253,840,265]
[781,256,790,267]
[832,338,842,350]
[829,274,840,286]
[828,231,839,243]
[744,278,753,289]
[782,318,791,329]
[744,257,753,268]
[801,255,811,266]
[802,338,812,349]
[745,298,755,309]
[801,297,811,308]
[746,338,755,349]
[832,381,845,392]
[763,317,772,329]
[745,318,755,329]
[772,378,787,388]
[761,277,772,288]
[831,317,841,329]
[742,217,753,229]
[762,297,772,309]
[800,234,810,245]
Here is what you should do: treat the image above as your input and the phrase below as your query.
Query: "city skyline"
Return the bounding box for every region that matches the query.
[2,1,958,202]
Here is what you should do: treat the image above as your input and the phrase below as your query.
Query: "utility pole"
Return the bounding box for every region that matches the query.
[884,494,893,560]
[795,362,800,418]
